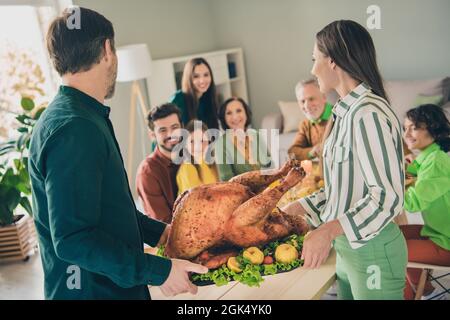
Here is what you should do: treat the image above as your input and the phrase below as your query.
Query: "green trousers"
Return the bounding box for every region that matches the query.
[334,222,407,300]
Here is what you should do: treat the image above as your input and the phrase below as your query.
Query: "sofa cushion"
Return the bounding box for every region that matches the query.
[260,112,283,132]
[413,94,443,107]
[278,101,305,133]
[276,131,297,163]
[385,78,449,119]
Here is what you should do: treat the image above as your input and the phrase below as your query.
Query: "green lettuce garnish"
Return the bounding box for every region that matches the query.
[263,263,278,275]
[191,233,305,287]
[233,263,264,287]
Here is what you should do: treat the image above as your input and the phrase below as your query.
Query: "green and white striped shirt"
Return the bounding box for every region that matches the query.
[299,83,405,249]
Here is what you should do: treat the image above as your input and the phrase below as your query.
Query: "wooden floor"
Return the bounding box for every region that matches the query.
[0,253,44,300]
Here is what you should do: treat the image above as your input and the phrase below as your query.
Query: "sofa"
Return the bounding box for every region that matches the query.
[261,77,450,162]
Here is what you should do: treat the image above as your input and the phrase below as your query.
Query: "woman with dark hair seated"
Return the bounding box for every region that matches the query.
[214,97,271,181]
[401,104,450,300]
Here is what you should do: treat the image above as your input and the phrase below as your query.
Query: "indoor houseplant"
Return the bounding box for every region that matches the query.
[0,96,45,262]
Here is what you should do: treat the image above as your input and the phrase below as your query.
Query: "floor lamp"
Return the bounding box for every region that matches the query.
[116,44,152,178]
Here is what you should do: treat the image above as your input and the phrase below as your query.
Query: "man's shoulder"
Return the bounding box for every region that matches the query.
[137,154,155,171]
[137,154,162,177]
[36,112,101,144]
[298,118,312,131]
[36,92,102,134]
[32,103,103,152]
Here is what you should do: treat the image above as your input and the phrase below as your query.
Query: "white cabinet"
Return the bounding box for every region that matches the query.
[147,48,249,108]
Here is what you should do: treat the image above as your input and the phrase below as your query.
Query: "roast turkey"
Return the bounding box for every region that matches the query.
[164,161,309,268]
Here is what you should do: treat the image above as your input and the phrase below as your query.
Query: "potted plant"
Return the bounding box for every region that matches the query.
[0,96,45,262]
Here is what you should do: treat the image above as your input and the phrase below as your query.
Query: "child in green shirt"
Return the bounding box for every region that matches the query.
[401,104,450,300]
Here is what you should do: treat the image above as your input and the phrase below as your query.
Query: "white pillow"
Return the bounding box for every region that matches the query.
[385,78,444,119]
[278,101,305,133]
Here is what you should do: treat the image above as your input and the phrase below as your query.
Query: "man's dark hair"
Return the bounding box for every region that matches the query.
[147,103,182,130]
[46,7,115,76]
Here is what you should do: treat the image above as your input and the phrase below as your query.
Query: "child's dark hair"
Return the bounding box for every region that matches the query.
[185,119,208,133]
[218,97,252,130]
[406,104,450,152]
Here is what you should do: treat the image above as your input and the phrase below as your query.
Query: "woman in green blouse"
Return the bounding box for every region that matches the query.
[214,97,271,181]
[401,104,450,300]
[169,57,219,130]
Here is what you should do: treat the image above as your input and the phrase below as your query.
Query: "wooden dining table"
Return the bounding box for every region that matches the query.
[149,249,336,300]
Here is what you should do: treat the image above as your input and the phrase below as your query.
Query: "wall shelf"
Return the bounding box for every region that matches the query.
[148,48,249,109]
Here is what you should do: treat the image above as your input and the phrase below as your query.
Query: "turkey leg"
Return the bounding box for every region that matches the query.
[229,160,300,194]
[225,167,305,247]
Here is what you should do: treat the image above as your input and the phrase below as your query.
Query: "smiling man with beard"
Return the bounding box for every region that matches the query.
[29,7,207,300]
[136,104,184,223]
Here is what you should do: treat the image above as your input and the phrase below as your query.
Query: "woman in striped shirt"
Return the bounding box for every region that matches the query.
[283,20,407,299]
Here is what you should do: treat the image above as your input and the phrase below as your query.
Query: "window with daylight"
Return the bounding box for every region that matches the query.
[0,3,62,142]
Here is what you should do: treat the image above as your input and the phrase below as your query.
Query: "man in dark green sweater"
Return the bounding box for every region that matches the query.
[29,7,206,300]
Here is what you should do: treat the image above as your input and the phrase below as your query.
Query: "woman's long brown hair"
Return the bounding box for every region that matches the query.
[316,20,389,103]
[181,58,219,129]
[315,20,389,178]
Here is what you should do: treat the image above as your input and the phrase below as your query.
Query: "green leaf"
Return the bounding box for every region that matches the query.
[33,107,46,120]
[14,159,22,171]
[16,114,33,126]
[22,157,29,172]
[19,165,29,180]
[15,182,31,195]
[0,203,14,226]
[17,127,29,133]
[0,183,8,197]
[1,168,19,186]
[20,197,33,216]
[21,97,35,111]
[16,134,30,151]
[0,143,16,156]
[5,188,21,212]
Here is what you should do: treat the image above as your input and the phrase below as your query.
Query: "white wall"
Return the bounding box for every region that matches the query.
[211,0,450,128]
